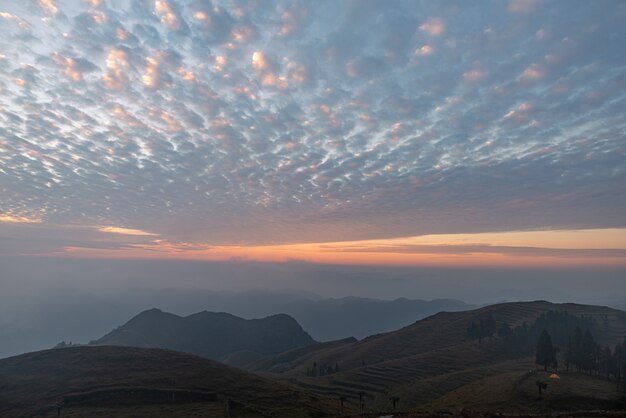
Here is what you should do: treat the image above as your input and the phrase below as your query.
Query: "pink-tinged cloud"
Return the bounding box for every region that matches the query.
[419,17,445,37]
[0,0,624,254]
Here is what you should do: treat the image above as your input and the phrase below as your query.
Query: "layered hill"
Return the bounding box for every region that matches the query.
[90,309,315,363]
[253,301,626,412]
[3,301,625,416]
[0,345,343,417]
[0,287,472,359]
[233,295,473,341]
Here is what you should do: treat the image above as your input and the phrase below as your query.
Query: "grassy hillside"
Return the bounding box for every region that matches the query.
[248,337,358,373]
[431,368,626,413]
[3,301,624,416]
[0,345,345,418]
[260,301,626,375]
[257,301,626,412]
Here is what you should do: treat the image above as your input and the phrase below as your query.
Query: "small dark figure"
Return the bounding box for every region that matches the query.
[389,396,400,409]
[536,380,547,397]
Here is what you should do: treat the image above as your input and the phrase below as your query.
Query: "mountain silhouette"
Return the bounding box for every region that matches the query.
[90,309,315,362]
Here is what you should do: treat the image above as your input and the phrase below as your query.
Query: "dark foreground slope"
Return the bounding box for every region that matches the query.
[430,367,626,414]
[90,309,315,363]
[254,301,626,413]
[0,345,343,418]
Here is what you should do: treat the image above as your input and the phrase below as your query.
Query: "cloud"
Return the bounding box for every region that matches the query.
[415,45,434,56]
[38,0,59,16]
[463,69,488,83]
[0,222,158,256]
[51,53,97,82]
[508,0,540,14]
[102,47,131,89]
[0,11,31,29]
[419,17,445,37]
[274,3,309,38]
[0,214,41,224]
[519,63,546,81]
[98,226,158,236]
[0,0,624,253]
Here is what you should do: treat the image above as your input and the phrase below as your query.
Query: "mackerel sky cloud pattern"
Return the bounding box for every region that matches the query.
[0,0,625,248]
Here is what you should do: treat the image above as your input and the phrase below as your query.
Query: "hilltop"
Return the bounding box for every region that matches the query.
[90,309,315,363]
[0,345,344,418]
[251,301,626,412]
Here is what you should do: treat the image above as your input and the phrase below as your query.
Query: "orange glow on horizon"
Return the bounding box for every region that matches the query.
[43,228,626,268]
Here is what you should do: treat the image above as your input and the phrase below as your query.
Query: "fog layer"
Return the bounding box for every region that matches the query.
[1,256,624,358]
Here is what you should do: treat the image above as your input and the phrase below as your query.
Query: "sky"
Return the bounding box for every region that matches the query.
[1,0,626,268]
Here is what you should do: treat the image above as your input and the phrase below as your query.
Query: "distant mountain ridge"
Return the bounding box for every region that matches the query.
[90,309,315,362]
[290,297,473,340]
[0,288,474,359]
[172,292,474,341]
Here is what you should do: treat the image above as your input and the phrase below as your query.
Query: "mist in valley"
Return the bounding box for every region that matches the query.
[2,255,624,359]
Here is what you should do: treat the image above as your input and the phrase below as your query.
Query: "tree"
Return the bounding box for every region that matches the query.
[516,322,530,353]
[389,396,400,410]
[618,343,624,383]
[358,390,365,411]
[485,314,496,341]
[467,322,480,340]
[565,335,573,371]
[479,320,485,344]
[551,346,560,371]
[581,329,598,374]
[613,343,623,383]
[572,326,583,371]
[225,398,232,418]
[536,330,557,371]
[338,396,346,415]
[498,322,512,339]
[358,390,365,403]
[600,346,612,379]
